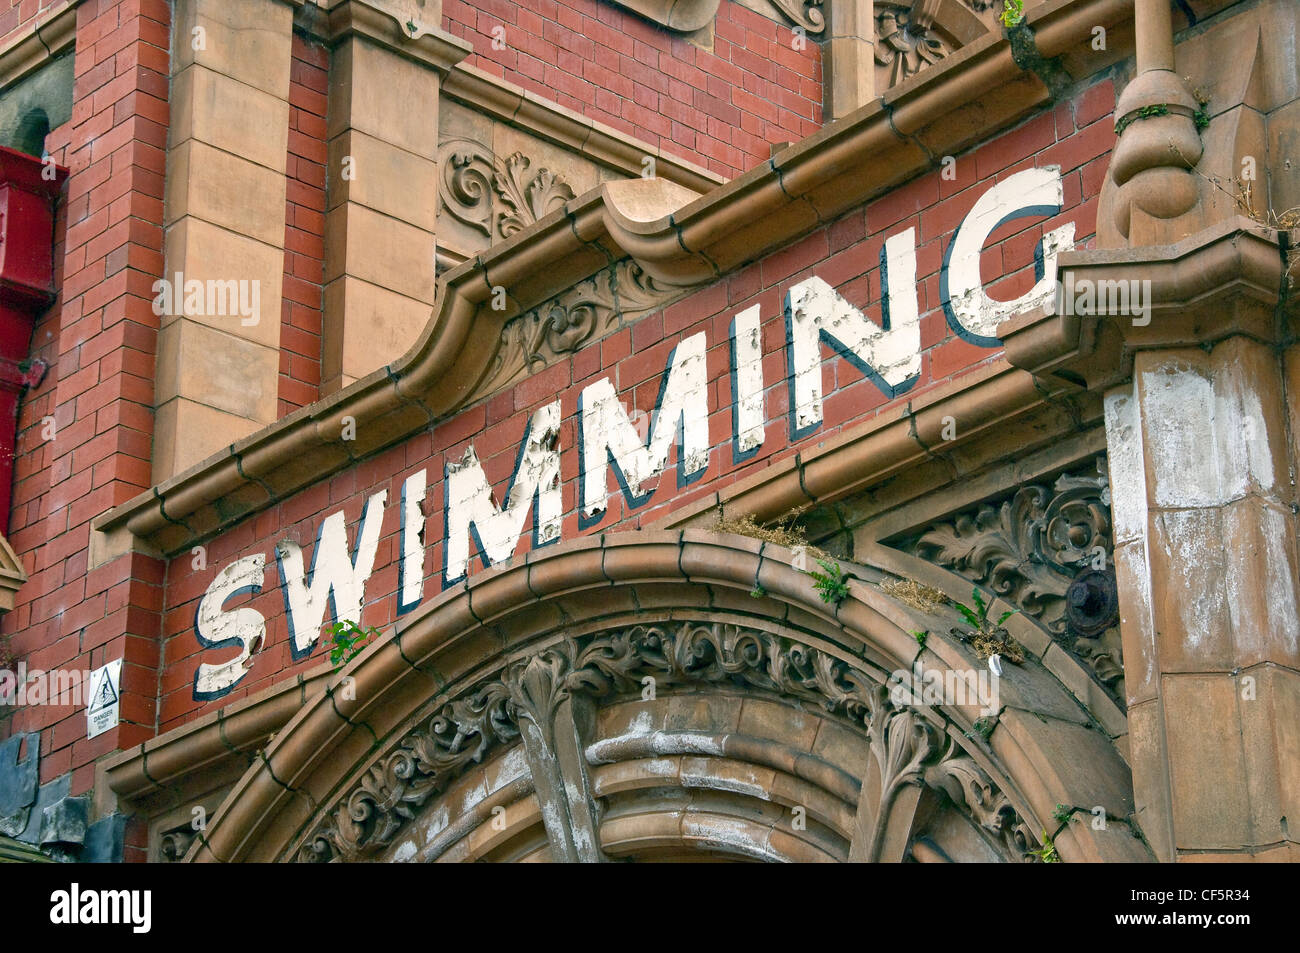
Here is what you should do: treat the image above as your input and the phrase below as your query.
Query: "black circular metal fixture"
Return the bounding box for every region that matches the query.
[1065,569,1119,637]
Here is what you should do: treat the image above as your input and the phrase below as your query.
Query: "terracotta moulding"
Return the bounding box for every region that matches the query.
[1000,218,1295,390]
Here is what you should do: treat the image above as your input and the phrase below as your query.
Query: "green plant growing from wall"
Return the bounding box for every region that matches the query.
[807,558,850,606]
[749,585,767,599]
[911,630,929,648]
[951,587,1024,663]
[999,0,1024,28]
[1053,804,1074,825]
[1029,830,1060,863]
[965,716,996,741]
[325,620,380,668]
[1114,103,1171,136]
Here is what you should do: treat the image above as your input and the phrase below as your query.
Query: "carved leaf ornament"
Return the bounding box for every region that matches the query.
[439,139,575,241]
[913,460,1112,636]
[905,458,1124,698]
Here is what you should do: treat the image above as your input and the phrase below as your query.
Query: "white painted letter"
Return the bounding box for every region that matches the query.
[941,166,1075,345]
[275,490,388,658]
[730,305,765,458]
[786,228,921,437]
[193,555,267,699]
[579,333,709,522]
[444,401,562,584]
[398,470,428,613]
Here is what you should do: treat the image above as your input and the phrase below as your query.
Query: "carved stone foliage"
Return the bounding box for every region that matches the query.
[923,753,1038,860]
[439,139,575,243]
[478,259,682,396]
[293,621,1040,863]
[875,5,952,88]
[902,457,1125,700]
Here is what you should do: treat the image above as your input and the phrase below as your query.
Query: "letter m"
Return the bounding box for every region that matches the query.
[579,332,709,524]
[444,401,562,585]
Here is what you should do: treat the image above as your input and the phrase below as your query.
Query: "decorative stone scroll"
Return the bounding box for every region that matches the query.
[476,259,684,397]
[767,0,826,33]
[902,457,1124,698]
[439,139,575,242]
[293,621,1039,863]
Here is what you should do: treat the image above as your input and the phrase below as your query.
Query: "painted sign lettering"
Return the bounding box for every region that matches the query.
[191,167,1073,699]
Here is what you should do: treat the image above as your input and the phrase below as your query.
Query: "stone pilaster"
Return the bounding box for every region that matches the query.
[1004,220,1300,861]
[318,0,470,394]
[1004,0,1300,862]
[826,0,875,121]
[156,0,299,482]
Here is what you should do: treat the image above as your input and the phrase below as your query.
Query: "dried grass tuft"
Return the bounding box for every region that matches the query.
[881,578,948,613]
[713,512,826,560]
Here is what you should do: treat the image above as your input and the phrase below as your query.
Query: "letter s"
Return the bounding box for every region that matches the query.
[193,554,267,700]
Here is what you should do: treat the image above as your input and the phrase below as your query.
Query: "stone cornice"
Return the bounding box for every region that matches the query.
[0,1,79,92]
[1001,218,1297,392]
[296,0,473,73]
[91,0,1136,561]
[440,61,723,194]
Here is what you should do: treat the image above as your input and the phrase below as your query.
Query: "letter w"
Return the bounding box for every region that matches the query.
[275,490,388,658]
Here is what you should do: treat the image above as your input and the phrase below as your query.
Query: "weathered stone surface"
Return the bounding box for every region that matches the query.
[0,733,38,837]
[38,795,88,848]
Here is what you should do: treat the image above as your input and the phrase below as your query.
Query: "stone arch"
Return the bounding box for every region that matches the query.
[188,531,1149,863]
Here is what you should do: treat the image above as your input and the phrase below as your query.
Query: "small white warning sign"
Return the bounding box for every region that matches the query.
[86,659,122,740]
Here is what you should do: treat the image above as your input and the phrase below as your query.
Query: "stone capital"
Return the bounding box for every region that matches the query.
[305,0,472,74]
[1001,217,1298,392]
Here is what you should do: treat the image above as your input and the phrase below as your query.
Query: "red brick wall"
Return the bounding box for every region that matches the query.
[157,80,1117,733]
[278,32,329,417]
[441,0,823,178]
[0,0,63,41]
[2,0,170,817]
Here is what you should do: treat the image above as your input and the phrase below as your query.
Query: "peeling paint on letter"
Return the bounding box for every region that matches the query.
[785,228,921,439]
[275,489,389,659]
[443,400,562,585]
[193,554,267,700]
[941,166,1075,346]
[398,469,428,615]
[730,304,765,461]
[579,332,709,523]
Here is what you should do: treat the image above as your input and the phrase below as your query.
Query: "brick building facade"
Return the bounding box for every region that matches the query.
[0,0,1295,863]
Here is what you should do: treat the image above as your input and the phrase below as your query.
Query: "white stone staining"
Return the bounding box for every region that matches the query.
[444,400,562,583]
[276,489,389,658]
[398,469,428,614]
[580,332,709,521]
[943,166,1076,344]
[730,304,765,457]
[1135,357,1299,656]
[786,228,921,436]
[193,554,267,699]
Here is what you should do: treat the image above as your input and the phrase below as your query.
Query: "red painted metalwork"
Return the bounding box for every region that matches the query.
[0,144,67,534]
